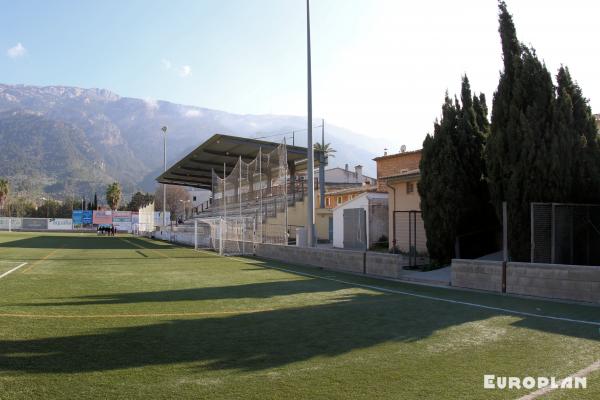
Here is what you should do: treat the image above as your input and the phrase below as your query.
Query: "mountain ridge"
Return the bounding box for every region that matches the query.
[0,83,379,199]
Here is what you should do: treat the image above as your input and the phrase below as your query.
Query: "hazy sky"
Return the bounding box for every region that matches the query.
[1,0,598,154]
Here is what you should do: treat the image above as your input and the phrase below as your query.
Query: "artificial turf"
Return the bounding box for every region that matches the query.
[0,231,598,399]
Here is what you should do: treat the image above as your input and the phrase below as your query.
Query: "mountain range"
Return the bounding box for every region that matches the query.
[0,83,381,199]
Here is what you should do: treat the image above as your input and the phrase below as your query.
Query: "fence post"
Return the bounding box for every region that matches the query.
[219,218,224,256]
[194,219,198,250]
[530,203,534,262]
[392,211,397,251]
[551,204,556,264]
[253,217,257,255]
[502,202,508,293]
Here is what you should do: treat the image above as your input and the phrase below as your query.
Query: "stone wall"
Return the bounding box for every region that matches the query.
[507,262,600,303]
[254,244,422,280]
[365,252,409,279]
[451,259,504,292]
[255,243,365,274]
[451,258,600,304]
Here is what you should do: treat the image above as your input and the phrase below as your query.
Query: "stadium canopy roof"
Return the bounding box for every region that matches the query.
[156,134,323,190]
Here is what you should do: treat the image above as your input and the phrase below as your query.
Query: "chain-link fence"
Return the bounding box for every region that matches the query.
[531,203,600,265]
[392,210,429,267]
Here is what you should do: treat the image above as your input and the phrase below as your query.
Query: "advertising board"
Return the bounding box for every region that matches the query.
[93,210,112,225]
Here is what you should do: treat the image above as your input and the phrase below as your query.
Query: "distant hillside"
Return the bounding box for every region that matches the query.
[0,110,113,195]
[0,84,379,198]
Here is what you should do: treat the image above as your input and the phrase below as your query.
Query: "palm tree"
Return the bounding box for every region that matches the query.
[0,179,9,216]
[313,142,336,160]
[106,182,122,210]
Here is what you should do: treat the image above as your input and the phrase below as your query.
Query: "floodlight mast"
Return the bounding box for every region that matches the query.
[306,0,315,247]
[161,126,168,227]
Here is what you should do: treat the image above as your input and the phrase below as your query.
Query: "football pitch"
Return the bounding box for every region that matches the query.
[0,232,598,399]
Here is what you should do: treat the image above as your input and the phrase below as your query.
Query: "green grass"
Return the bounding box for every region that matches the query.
[0,232,598,399]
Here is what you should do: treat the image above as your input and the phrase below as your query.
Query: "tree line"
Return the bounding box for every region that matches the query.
[419,1,600,264]
[0,179,156,218]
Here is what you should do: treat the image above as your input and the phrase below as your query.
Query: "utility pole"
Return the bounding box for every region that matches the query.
[161,126,168,227]
[305,0,315,247]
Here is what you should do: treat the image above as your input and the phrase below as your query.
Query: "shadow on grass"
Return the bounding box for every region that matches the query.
[18,278,346,306]
[1,287,598,374]
[0,235,178,250]
[0,293,493,373]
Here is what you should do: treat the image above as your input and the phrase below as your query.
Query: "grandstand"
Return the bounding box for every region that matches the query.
[157,134,324,255]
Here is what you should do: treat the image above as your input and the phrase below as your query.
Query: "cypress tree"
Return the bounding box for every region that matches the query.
[455,77,494,236]
[419,77,491,265]
[554,66,600,203]
[419,94,461,265]
[487,2,556,261]
[486,1,519,218]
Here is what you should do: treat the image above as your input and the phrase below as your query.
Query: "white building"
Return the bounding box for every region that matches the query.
[332,192,388,249]
[322,164,377,185]
[187,188,211,212]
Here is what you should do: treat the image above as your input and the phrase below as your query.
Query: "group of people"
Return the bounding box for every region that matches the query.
[97,224,117,236]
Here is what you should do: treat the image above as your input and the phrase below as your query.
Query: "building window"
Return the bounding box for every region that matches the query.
[406,182,414,194]
[193,196,197,201]
[337,196,342,205]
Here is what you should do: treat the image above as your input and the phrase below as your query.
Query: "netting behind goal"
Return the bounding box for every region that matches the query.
[194,140,289,256]
[194,217,256,256]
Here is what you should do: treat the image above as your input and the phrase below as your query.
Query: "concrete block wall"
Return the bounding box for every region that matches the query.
[507,262,600,303]
[365,252,409,279]
[255,243,365,274]
[451,259,504,292]
[172,233,195,246]
[155,234,422,281]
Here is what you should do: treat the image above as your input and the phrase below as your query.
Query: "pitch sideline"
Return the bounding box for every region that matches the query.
[217,253,600,328]
[0,262,28,280]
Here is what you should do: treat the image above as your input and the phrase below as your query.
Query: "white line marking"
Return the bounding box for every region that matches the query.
[184,246,600,327]
[0,262,28,280]
[225,256,600,327]
[518,360,600,399]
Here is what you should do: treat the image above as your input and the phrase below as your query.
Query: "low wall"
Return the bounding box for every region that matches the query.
[451,259,504,292]
[365,252,409,279]
[255,243,365,274]
[451,258,600,304]
[507,262,600,304]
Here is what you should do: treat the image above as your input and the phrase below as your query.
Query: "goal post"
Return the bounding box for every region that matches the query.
[193,216,256,256]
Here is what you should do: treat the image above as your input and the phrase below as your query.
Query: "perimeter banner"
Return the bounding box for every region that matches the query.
[72,210,83,225]
[83,210,93,224]
[113,211,132,232]
[0,218,22,230]
[93,210,112,225]
[22,218,48,230]
[48,218,73,230]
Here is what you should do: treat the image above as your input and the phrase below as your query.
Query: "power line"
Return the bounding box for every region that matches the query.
[253,124,323,141]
